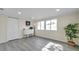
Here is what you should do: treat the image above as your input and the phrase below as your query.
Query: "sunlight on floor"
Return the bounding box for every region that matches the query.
[42,42,63,51]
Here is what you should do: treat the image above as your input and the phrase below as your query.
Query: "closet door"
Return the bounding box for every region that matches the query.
[7,18,19,41]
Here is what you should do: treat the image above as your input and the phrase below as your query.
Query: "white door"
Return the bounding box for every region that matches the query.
[7,18,19,41]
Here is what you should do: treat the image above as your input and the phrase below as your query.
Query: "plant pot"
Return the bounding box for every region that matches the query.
[68,40,76,47]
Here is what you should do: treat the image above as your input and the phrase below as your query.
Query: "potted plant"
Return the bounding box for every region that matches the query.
[64,23,79,46]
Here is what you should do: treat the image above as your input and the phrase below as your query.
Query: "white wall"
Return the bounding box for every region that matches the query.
[34,13,79,45]
[18,19,26,38]
[0,15,8,43]
[18,19,33,38]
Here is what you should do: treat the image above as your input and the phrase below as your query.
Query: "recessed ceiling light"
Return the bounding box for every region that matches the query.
[56,9,60,12]
[18,11,22,15]
[31,17,34,19]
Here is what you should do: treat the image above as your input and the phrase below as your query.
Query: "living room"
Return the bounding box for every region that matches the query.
[0,8,79,51]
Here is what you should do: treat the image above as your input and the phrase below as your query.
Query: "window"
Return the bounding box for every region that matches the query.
[37,22,41,30]
[46,20,51,30]
[37,19,57,31]
[51,19,57,30]
[46,19,57,31]
[40,21,44,30]
[37,21,44,30]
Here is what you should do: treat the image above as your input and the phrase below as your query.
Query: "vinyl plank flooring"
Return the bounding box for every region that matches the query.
[0,36,79,51]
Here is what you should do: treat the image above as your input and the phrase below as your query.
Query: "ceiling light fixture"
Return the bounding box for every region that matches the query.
[31,17,34,19]
[56,9,60,12]
[18,11,22,15]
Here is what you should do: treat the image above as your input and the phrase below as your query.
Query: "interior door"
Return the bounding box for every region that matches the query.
[7,18,19,41]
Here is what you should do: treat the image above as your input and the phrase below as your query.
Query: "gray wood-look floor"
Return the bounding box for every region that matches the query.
[0,36,79,51]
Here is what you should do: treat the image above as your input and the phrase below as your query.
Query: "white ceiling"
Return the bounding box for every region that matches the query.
[0,8,79,20]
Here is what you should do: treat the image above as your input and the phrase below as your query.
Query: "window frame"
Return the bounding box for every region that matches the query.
[37,19,57,31]
[37,20,45,30]
[46,20,51,30]
[50,19,57,31]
